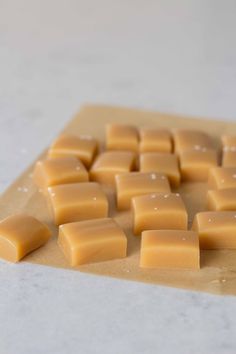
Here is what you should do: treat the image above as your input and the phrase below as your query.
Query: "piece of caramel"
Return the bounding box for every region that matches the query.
[140,230,199,269]
[115,172,170,210]
[48,182,108,225]
[174,129,213,154]
[140,152,180,187]
[132,193,188,235]
[207,188,236,211]
[208,167,236,190]
[58,218,127,266]
[139,128,172,153]
[0,214,51,263]
[106,124,139,152]
[222,151,236,167]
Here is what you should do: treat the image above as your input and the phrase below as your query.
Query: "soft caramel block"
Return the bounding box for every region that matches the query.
[207,189,236,211]
[48,134,98,168]
[33,157,88,190]
[140,230,199,269]
[90,151,136,186]
[221,134,236,149]
[115,172,170,210]
[173,129,213,154]
[139,128,172,153]
[132,193,188,235]
[58,218,127,266]
[106,124,139,152]
[180,149,218,182]
[140,152,180,187]
[48,182,108,225]
[192,211,236,249]
[222,151,236,167]
[0,214,51,263]
[208,167,236,190]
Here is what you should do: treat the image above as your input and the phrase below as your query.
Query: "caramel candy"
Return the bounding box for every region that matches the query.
[208,167,236,190]
[90,151,136,186]
[140,230,199,269]
[106,124,139,152]
[0,214,51,263]
[139,128,172,153]
[140,152,180,188]
[48,134,97,168]
[115,172,170,210]
[58,218,127,266]
[180,149,218,182]
[132,193,188,235]
[221,134,236,149]
[192,211,236,249]
[222,151,236,167]
[207,188,236,211]
[174,129,213,154]
[48,182,108,225]
[33,157,88,190]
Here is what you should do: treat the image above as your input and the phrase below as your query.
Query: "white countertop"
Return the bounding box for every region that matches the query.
[1,1,236,353]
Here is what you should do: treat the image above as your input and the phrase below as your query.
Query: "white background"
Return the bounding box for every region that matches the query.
[0,1,236,353]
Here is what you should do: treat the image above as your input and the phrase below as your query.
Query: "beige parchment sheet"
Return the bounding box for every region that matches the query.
[1,104,236,296]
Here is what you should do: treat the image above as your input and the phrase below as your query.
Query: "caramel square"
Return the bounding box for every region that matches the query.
[58,218,127,266]
[140,152,180,188]
[180,149,218,182]
[115,172,170,210]
[174,130,213,154]
[0,214,51,263]
[106,124,139,152]
[221,135,236,149]
[208,167,236,190]
[33,157,88,190]
[192,211,236,249]
[140,230,199,269]
[132,193,188,235]
[139,128,172,153]
[90,151,136,186]
[207,188,236,211]
[222,151,236,167]
[48,134,98,168]
[48,182,108,225]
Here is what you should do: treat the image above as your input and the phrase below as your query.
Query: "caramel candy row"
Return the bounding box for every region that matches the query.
[0,214,51,262]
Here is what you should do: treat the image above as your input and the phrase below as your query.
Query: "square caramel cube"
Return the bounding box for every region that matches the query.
[106,124,139,152]
[33,157,88,190]
[192,211,236,249]
[140,230,199,269]
[115,172,170,210]
[180,149,218,182]
[221,134,236,149]
[207,188,236,211]
[48,182,108,225]
[173,129,213,154]
[90,151,136,186]
[140,152,180,188]
[48,134,98,168]
[132,193,188,235]
[58,218,127,266]
[139,128,172,153]
[222,151,236,167]
[208,167,236,190]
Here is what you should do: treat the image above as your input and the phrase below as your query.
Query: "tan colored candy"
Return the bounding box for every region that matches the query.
[106,124,139,152]
[33,157,88,190]
[221,135,236,149]
[222,151,236,167]
[174,129,213,154]
[180,149,218,182]
[58,218,127,266]
[48,182,108,225]
[139,128,172,153]
[140,152,180,187]
[115,172,170,210]
[132,193,188,235]
[90,151,136,186]
[192,211,236,249]
[208,167,236,190]
[140,230,199,269]
[48,134,98,168]
[207,188,236,211]
[0,214,51,263]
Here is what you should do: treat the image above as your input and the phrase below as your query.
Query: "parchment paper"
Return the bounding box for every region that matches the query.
[1,104,236,296]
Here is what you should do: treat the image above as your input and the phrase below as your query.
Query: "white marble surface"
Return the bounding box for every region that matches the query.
[1,1,236,353]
